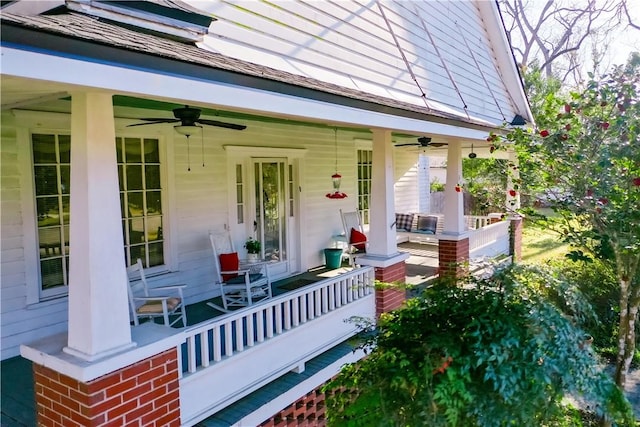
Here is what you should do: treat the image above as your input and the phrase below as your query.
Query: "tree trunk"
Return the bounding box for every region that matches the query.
[614,287,632,386]
[613,245,640,388]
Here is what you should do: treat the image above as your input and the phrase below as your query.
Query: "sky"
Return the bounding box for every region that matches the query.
[609,2,640,66]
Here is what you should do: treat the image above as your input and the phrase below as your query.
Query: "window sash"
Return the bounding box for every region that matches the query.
[31,133,166,300]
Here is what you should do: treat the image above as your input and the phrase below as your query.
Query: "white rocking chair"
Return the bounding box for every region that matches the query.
[207,231,272,312]
[127,258,187,327]
[340,209,368,267]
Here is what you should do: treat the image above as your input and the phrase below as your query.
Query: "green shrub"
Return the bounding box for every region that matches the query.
[325,264,633,427]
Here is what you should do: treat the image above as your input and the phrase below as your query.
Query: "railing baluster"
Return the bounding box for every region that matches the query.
[257,309,265,343]
[299,295,307,324]
[224,322,233,357]
[188,336,197,374]
[267,305,276,337]
[235,318,244,352]
[321,285,328,313]
[200,331,210,368]
[329,282,336,310]
[177,344,183,379]
[213,327,222,362]
[291,298,299,327]
[247,313,255,347]
[275,301,282,335]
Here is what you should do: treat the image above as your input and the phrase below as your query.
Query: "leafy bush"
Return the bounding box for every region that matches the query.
[325,265,633,426]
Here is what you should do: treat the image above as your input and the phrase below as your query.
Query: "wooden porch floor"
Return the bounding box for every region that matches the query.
[0,256,438,426]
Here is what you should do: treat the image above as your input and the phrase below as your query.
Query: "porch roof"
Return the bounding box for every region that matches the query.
[2,11,510,133]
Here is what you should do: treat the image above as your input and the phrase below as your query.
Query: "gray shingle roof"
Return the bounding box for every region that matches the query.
[1,11,499,130]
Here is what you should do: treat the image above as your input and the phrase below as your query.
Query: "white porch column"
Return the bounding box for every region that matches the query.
[443,141,465,234]
[506,150,521,211]
[64,92,134,361]
[367,128,397,256]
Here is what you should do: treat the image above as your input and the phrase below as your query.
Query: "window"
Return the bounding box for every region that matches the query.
[30,129,167,299]
[117,137,164,268]
[357,149,372,225]
[236,164,244,224]
[32,133,71,298]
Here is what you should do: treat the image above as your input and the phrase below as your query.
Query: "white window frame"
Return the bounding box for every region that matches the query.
[18,110,173,304]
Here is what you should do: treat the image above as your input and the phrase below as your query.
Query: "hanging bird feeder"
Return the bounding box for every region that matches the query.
[326,128,347,199]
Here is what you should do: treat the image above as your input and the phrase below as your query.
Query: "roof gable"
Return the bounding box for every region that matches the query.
[195,0,532,126]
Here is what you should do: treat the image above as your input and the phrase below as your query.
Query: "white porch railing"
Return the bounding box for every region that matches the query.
[465,215,492,229]
[178,267,376,426]
[469,220,510,258]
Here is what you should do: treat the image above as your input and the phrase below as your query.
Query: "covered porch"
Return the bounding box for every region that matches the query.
[2,229,510,426]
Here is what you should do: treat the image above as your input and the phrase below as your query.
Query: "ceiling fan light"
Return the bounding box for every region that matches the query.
[174,124,202,136]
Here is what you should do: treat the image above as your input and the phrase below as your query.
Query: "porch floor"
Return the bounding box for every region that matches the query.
[0,258,437,427]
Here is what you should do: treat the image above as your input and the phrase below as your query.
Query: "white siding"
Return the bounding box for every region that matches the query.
[0,112,68,360]
[393,149,420,213]
[196,0,518,126]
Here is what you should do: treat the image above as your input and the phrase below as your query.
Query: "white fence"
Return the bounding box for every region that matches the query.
[178,267,376,425]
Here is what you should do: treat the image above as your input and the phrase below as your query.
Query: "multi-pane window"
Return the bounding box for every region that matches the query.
[357,149,372,225]
[31,134,165,298]
[33,133,71,297]
[117,137,164,268]
[236,164,244,224]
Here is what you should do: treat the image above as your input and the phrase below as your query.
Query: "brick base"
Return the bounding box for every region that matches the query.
[374,261,407,316]
[510,217,523,262]
[260,387,327,427]
[33,348,180,427]
[438,238,469,278]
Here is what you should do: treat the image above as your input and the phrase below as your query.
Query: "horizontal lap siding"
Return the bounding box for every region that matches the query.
[1,113,68,360]
[394,150,419,214]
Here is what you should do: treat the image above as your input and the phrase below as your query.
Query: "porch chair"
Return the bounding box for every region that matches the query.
[127,258,187,327]
[207,231,272,312]
[340,209,368,267]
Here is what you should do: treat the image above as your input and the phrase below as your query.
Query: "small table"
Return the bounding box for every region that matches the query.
[240,259,271,274]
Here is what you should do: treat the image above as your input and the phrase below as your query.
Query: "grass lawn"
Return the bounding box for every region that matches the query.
[521,211,571,264]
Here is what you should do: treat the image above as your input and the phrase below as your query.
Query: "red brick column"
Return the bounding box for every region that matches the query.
[33,348,180,426]
[374,261,406,316]
[438,238,469,278]
[510,216,523,262]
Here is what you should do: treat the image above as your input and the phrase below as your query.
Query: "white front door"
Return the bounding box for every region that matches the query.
[250,158,298,276]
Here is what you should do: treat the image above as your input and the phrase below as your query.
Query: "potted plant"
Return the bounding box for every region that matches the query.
[244,237,261,262]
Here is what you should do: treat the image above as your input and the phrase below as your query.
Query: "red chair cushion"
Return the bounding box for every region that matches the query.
[350,228,367,251]
[219,252,239,281]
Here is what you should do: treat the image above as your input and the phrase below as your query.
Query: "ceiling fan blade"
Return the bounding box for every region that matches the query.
[198,119,247,130]
[126,119,180,127]
[431,142,448,147]
[394,142,420,147]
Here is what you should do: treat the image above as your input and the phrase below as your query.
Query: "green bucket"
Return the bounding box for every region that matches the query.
[324,248,343,269]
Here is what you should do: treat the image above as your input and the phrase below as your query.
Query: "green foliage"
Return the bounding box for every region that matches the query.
[462,158,509,214]
[500,59,640,385]
[244,237,261,253]
[548,257,621,355]
[430,179,445,192]
[324,265,633,427]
